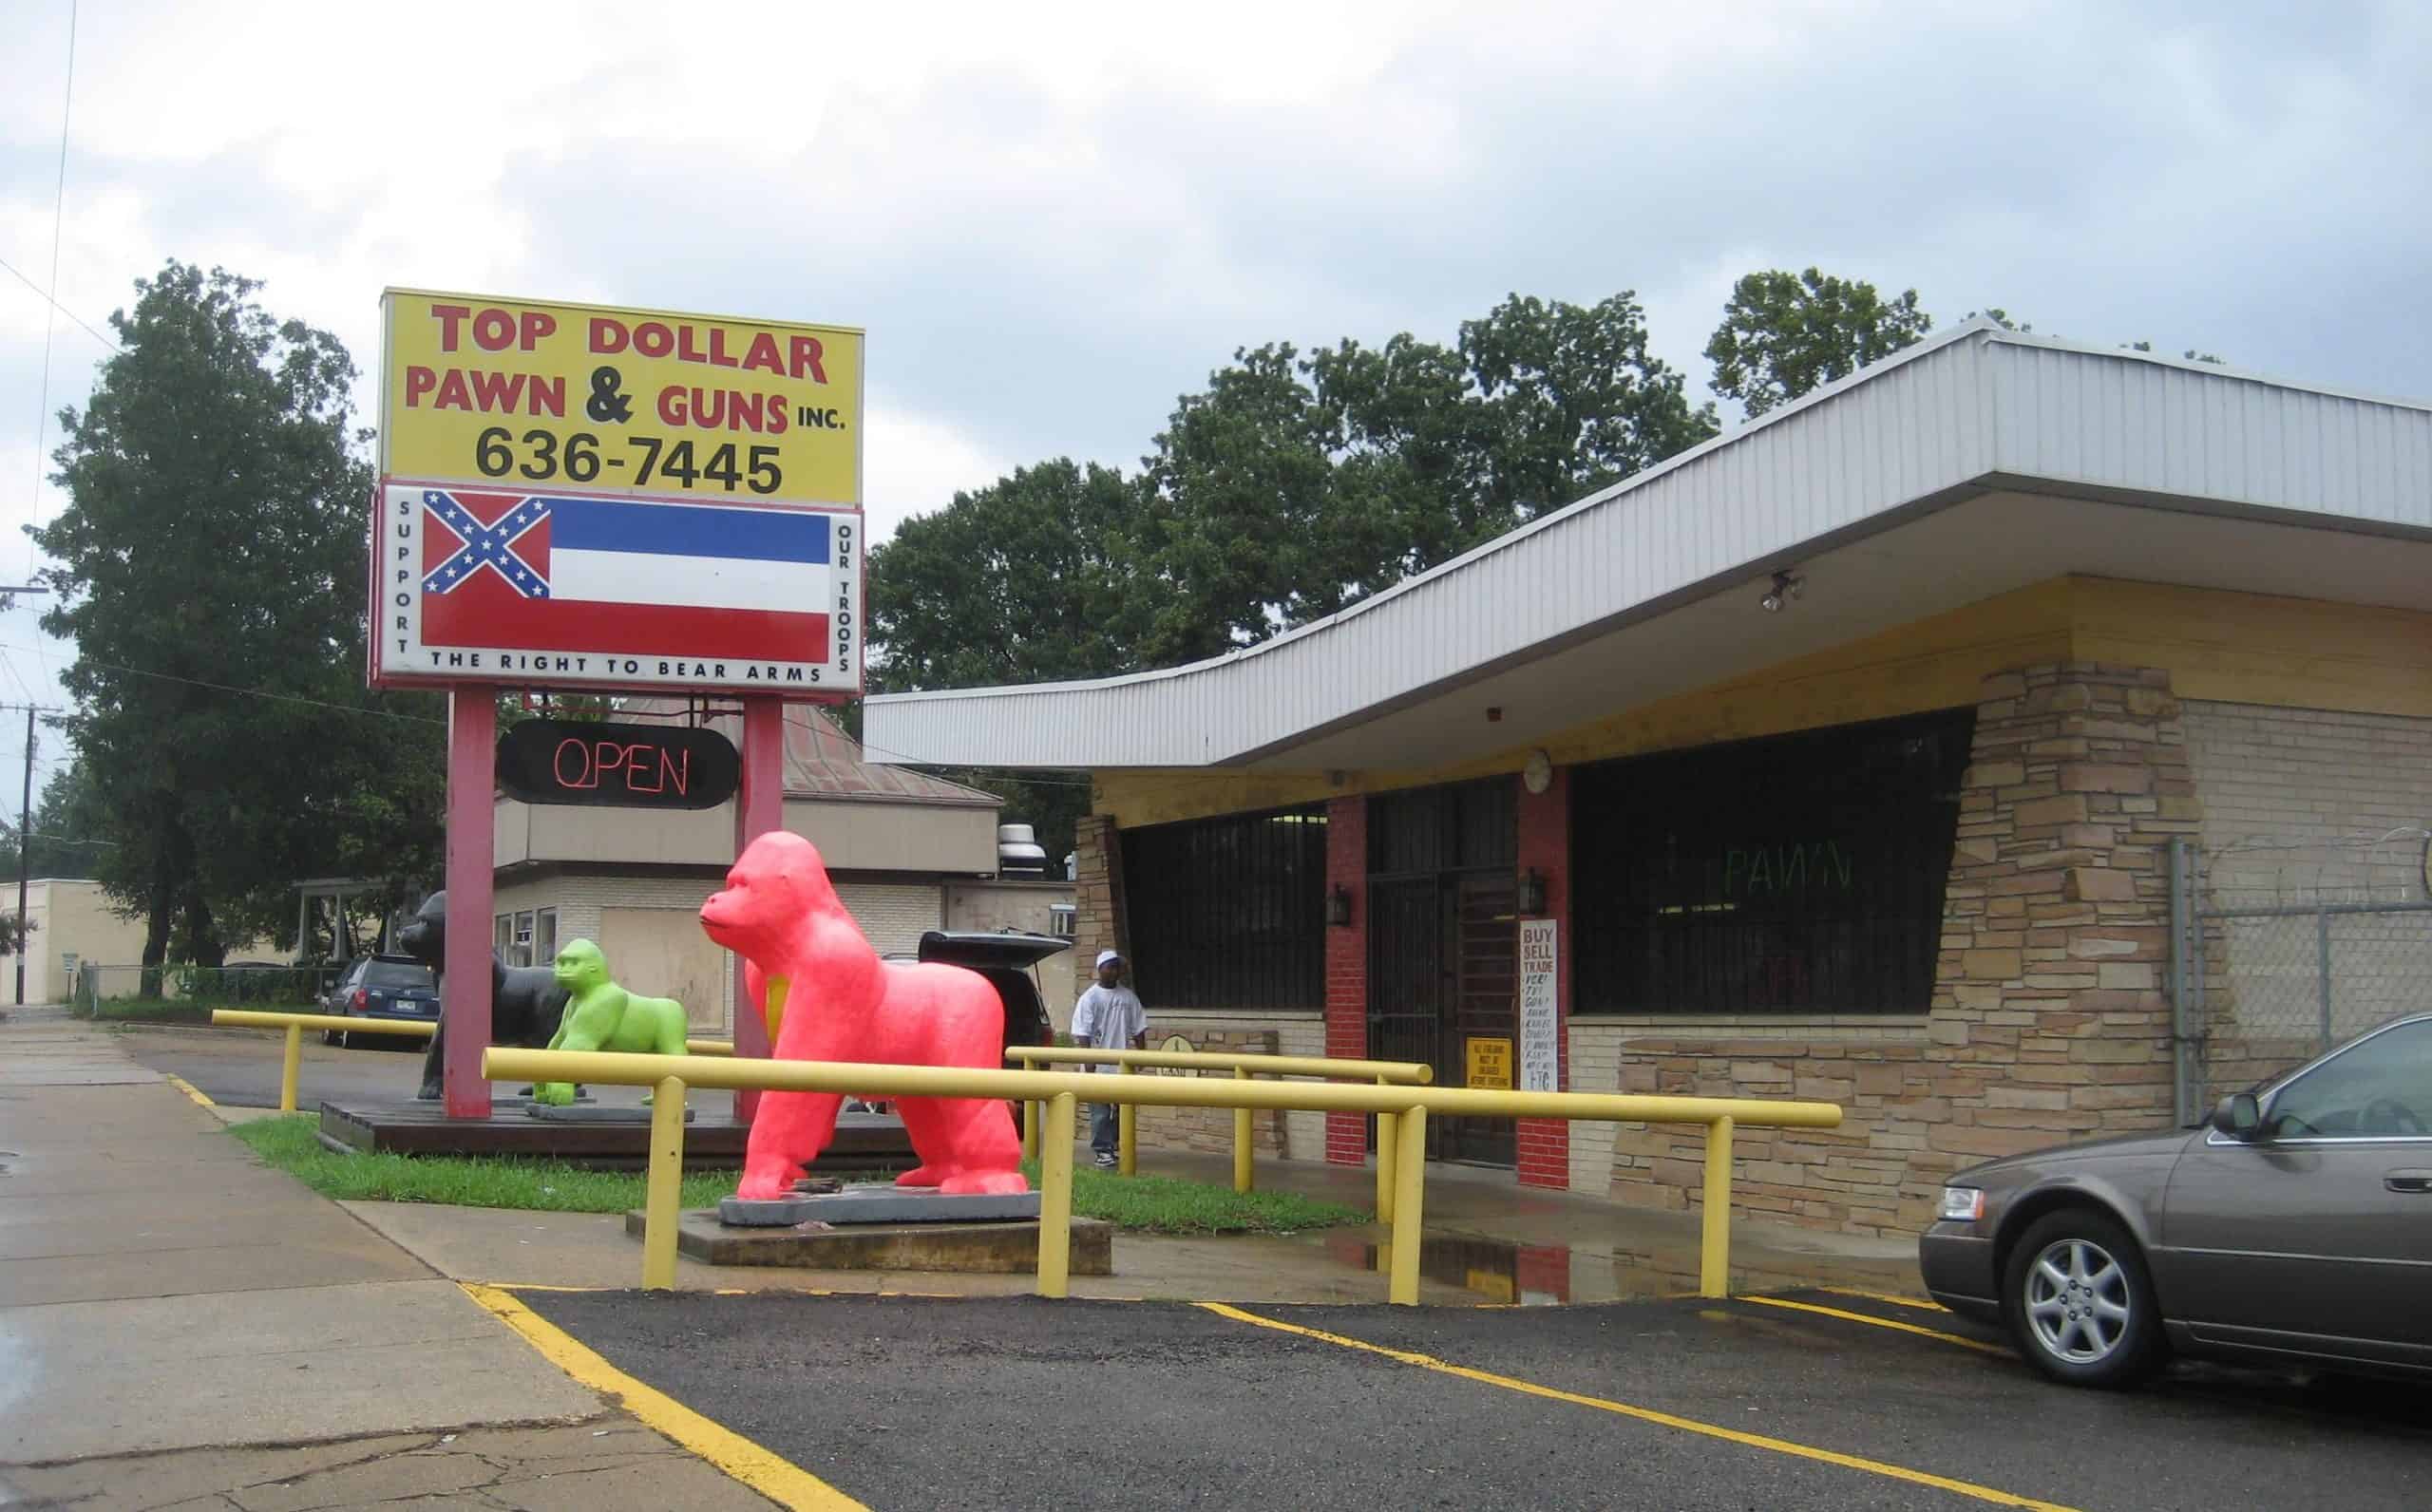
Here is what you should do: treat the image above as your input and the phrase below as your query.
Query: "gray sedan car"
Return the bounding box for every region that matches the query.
[1921,1011,2431,1388]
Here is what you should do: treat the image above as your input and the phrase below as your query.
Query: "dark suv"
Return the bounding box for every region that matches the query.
[915,929,1063,1053]
[319,954,441,1049]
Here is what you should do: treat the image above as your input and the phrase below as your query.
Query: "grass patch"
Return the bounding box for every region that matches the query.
[1025,1158,1367,1235]
[226,1116,1368,1234]
[230,1115,736,1213]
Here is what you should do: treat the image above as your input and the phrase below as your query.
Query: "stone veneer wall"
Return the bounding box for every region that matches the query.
[1071,815,1129,1011]
[1593,663,2198,1235]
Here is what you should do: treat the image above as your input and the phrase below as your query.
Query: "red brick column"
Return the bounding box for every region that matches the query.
[1515,767,1571,1188]
[1324,795,1369,1165]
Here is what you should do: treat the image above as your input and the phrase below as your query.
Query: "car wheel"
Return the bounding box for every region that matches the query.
[2004,1208,2164,1389]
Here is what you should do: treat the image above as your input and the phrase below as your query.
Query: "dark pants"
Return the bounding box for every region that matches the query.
[1091,1098,1119,1157]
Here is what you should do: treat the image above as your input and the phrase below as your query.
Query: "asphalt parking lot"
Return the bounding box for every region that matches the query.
[520,1287,2432,1511]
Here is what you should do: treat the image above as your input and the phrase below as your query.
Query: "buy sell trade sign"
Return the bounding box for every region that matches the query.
[370,290,864,696]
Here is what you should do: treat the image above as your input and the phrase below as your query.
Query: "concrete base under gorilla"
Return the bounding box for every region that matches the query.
[635,1207,1114,1274]
[718,1187,1040,1225]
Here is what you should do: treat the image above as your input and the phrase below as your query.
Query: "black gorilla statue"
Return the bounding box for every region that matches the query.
[395,890,571,1102]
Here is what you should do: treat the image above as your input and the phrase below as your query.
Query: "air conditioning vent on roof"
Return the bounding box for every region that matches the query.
[998,822,1048,878]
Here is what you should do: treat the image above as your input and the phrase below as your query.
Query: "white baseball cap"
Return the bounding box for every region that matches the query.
[1094,950,1122,969]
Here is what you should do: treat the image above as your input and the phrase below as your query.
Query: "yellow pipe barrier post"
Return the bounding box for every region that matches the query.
[1375,1076,1396,1224]
[279,1023,303,1113]
[1388,1105,1428,1304]
[213,1011,442,1116]
[1117,1102,1136,1176]
[1700,1115,1736,1298]
[1232,1067,1253,1194]
[1037,1091,1076,1297]
[1021,1096,1039,1161]
[642,1074,688,1291]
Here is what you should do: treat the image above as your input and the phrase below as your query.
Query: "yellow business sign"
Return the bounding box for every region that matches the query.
[378,290,863,506]
[1466,1036,1513,1090]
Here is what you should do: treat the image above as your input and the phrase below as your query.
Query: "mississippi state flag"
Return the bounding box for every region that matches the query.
[417,488,833,662]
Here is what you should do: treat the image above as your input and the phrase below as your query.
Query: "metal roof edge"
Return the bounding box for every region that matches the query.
[868,324,2014,712]
[781,787,1002,809]
[1975,327,2432,416]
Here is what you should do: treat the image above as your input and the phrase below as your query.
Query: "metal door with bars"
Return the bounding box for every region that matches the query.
[1366,780,1519,1165]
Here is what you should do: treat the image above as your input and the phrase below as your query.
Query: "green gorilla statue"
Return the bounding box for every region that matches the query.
[533,938,691,1106]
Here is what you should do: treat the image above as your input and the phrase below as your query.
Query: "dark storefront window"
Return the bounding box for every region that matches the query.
[1121,805,1329,1009]
[1368,780,1517,879]
[1573,709,1975,1014]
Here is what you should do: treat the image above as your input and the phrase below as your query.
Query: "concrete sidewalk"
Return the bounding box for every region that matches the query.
[0,1007,776,1509]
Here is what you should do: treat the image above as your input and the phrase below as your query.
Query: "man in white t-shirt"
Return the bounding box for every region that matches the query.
[1069,949,1147,1169]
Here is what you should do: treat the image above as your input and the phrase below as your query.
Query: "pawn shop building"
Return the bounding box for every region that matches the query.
[866,324,2432,1237]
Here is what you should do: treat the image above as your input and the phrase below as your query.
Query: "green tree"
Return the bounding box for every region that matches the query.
[0,762,114,880]
[1705,268,1933,420]
[1141,291,1714,658]
[2126,340,2226,365]
[864,460,1148,863]
[867,460,1153,690]
[37,262,445,973]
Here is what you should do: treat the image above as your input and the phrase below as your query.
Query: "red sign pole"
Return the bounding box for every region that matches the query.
[443,688,497,1117]
[730,695,785,1121]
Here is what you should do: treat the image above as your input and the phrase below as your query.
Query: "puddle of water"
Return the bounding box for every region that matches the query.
[1321,1232,1579,1305]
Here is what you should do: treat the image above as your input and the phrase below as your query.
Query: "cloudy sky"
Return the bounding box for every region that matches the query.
[2,0,2427,786]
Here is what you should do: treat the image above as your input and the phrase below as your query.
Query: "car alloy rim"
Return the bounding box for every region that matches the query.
[2024,1238,2132,1364]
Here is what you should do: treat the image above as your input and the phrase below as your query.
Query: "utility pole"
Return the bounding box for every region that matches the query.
[0,584,54,1007]
[15,704,29,1007]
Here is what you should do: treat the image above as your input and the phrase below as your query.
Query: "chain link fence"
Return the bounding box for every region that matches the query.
[76,962,345,1019]
[2172,827,2432,1120]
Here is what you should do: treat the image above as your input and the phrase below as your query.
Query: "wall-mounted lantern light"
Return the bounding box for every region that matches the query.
[1517,868,1547,917]
[1327,885,1355,928]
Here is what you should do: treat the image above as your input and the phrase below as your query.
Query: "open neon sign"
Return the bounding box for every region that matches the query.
[495,718,741,810]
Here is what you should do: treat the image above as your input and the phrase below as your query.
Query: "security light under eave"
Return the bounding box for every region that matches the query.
[1761,570,1805,613]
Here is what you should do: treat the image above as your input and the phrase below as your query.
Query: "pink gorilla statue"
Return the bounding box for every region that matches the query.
[700,830,1027,1200]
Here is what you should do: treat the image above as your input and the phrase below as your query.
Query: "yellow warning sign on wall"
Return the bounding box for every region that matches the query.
[1466,1036,1513,1089]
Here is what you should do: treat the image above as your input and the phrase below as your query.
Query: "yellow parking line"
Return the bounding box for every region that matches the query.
[164,1073,216,1108]
[462,1282,865,1511]
[1735,1295,2007,1355]
[1201,1302,2073,1512]
[1815,1286,1948,1313]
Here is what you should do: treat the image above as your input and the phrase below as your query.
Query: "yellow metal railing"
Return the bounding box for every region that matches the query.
[211,1010,434,1112]
[480,1046,1841,1304]
[1005,1048,1433,1218]
[207,1009,732,1112]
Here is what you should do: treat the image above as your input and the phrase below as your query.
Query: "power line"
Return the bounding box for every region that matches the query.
[0,642,443,728]
[0,252,114,355]
[28,0,80,579]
